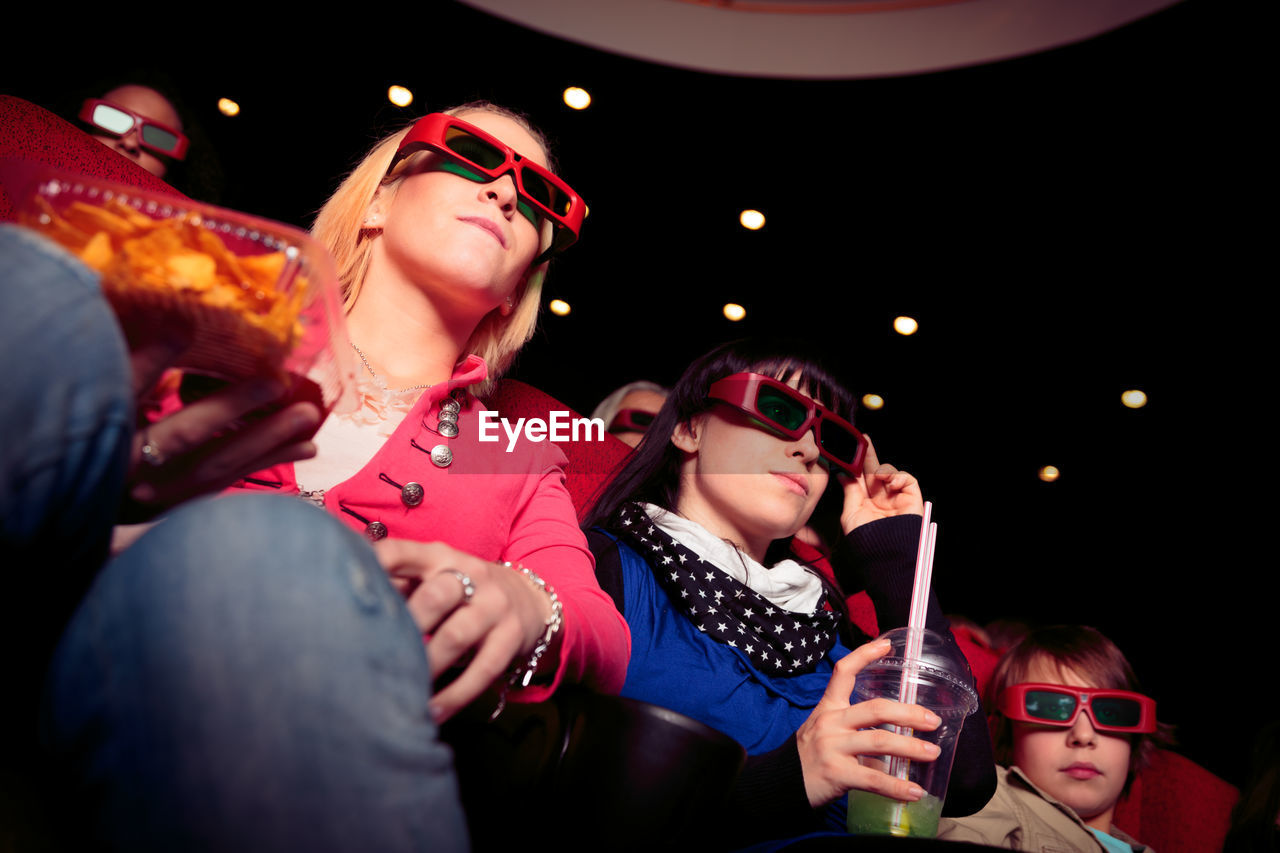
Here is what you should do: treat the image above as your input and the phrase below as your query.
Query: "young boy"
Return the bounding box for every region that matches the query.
[936,625,1165,852]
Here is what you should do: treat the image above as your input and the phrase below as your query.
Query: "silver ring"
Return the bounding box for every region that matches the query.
[444,569,475,605]
[139,431,165,467]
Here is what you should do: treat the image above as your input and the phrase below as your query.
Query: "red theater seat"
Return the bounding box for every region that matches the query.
[1114,748,1239,853]
[484,377,631,519]
[1,94,181,224]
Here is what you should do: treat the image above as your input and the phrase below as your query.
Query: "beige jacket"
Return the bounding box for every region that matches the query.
[936,766,1150,853]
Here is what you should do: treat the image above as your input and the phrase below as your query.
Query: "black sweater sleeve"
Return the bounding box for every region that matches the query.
[724,516,996,840]
[722,736,817,844]
[585,527,626,614]
[842,515,997,817]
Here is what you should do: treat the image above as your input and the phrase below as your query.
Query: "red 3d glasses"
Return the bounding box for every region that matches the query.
[707,372,868,476]
[79,99,189,160]
[390,113,585,262]
[999,683,1157,733]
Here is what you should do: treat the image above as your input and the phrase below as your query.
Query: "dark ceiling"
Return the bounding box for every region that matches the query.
[3,0,1264,785]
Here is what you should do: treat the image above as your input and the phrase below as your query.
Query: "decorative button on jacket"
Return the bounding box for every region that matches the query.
[230,355,630,700]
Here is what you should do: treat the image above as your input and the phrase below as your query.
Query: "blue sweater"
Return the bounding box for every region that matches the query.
[588,514,995,845]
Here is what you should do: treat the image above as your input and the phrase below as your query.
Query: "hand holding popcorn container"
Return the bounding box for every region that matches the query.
[18,170,358,421]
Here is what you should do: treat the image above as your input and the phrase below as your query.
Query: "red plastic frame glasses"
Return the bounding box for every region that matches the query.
[79,99,189,160]
[706,372,868,476]
[610,409,657,433]
[999,683,1157,734]
[390,113,585,261]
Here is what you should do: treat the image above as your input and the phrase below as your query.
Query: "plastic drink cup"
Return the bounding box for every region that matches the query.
[845,627,978,838]
[846,790,943,838]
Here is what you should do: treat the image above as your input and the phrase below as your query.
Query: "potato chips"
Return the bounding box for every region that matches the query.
[25,195,307,378]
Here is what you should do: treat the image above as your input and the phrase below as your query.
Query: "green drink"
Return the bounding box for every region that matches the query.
[846,790,943,838]
[845,628,979,838]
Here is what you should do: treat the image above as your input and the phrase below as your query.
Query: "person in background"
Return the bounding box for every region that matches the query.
[68,73,224,201]
[591,379,668,448]
[984,618,1032,654]
[937,624,1171,852]
[1223,719,1280,853]
[80,84,186,180]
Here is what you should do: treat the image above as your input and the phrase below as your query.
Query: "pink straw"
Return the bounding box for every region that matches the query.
[898,502,937,707]
[889,502,939,811]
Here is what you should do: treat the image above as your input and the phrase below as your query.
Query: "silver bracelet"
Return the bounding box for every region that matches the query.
[490,561,563,720]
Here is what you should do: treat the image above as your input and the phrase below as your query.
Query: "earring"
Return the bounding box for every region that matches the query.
[500,295,514,317]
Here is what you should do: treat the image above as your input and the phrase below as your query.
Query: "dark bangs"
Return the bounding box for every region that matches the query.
[583,337,856,530]
[667,337,855,429]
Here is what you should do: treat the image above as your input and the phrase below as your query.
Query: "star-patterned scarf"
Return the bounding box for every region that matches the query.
[614,502,839,676]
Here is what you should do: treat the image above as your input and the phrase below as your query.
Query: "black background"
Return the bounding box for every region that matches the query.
[3,0,1266,787]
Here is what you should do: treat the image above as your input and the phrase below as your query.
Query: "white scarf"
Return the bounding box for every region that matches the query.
[641,502,824,614]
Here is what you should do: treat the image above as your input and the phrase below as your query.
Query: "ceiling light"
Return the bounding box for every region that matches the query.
[563,87,591,109]
[388,86,413,107]
[1121,389,1147,409]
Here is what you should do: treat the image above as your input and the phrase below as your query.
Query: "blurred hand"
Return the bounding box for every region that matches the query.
[121,324,320,519]
[374,540,556,722]
[839,435,924,534]
[796,638,943,807]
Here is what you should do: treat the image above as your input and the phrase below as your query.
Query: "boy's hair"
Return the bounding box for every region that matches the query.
[987,625,1171,796]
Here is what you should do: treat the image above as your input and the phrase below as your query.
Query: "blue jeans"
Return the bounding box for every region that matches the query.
[0,224,135,773]
[0,226,467,850]
[0,224,132,580]
[44,495,469,851]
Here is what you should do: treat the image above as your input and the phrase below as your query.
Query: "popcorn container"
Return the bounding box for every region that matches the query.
[17,168,357,416]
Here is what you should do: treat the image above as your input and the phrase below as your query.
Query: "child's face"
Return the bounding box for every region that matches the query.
[1010,657,1132,832]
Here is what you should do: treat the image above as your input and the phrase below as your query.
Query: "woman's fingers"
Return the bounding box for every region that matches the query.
[886,470,912,491]
[182,404,319,480]
[858,435,918,493]
[801,643,947,807]
[861,434,881,480]
[840,434,924,528]
[428,618,522,722]
[374,541,553,721]
[409,572,484,654]
[799,702,942,806]
[380,541,476,635]
[133,377,288,466]
[843,696,942,737]
[129,400,321,509]
[845,753,933,802]
[817,638,891,712]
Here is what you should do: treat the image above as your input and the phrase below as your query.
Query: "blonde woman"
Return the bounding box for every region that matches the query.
[40,103,627,851]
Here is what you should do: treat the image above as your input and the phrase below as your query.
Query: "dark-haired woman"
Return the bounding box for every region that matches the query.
[585,339,995,846]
